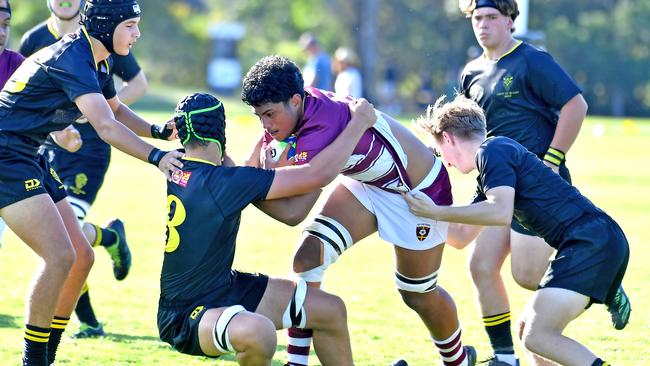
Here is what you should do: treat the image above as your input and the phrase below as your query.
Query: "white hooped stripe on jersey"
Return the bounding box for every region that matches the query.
[213,305,245,354]
[282,279,308,329]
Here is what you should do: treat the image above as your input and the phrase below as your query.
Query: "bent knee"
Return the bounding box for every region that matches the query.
[292,238,322,273]
[399,289,437,313]
[45,242,77,270]
[469,256,501,282]
[511,265,544,291]
[231,314,276,357]
[73,242,95,271]
[326,294,348,322]
[521,323,550,355]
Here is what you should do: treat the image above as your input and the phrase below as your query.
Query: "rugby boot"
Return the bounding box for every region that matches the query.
[105,219,132,280]
[479,355,520,365]
[390,360,408,366]
[72,322,105,338]
[465,345,477,366]
[606,285,631,330]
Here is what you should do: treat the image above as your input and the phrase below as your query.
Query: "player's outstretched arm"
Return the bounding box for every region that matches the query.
[446,223,483,250]
[118,70,148,105]
[403,186,515,226]
[254,190,322,226]
[265,98,376,200]
[103,95,176,141]
[544,94,588,173]
[75,92,183,179]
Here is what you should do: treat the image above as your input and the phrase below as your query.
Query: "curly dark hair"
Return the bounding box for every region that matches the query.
[461,0,520,25]
[241,55,304,107]
[174,93,226,151]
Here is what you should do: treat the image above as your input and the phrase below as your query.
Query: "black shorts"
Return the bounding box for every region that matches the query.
[157,271,269,357]
[47,139,111,207]
[0,147,67,209]
[539,214,629,304]
[512,157,572,235]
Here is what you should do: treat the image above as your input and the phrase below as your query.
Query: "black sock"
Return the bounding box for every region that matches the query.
[591,359,610,366]
[47,316,69,364]
[23,324,49,366]
[91,224,117,248]
[483,311,515,355]
[75,288,99,327]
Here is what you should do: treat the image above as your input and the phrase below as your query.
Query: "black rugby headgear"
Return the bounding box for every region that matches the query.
[81,0,140,53]
[174,93,226,153]
[0,0,11,15]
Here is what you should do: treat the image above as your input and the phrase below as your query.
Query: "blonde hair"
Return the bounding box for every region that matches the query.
[417,95,486,140]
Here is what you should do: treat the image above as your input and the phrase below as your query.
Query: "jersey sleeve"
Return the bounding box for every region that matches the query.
[209,166,276,215]
[459,65,471,96]
[476,140,517,194]
[526,51,581,110]
[471,178,487,204]
[111,53,141,82]
[48,48,103,102]
[18,33,36,58]
[101,73,117,100]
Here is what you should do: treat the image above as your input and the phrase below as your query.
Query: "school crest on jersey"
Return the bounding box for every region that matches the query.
[171,170,192,188]
[416,223,431,241]
[502,75,514,91]
[497,75,520,98]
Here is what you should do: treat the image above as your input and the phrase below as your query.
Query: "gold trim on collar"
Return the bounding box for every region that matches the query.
[47,17,60,39]
[80,26,98,71]
[182,157,218,166]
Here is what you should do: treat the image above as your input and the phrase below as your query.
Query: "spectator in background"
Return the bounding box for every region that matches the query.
[299,32,332,91]
[333,47,363,98]
[378,64,401,115]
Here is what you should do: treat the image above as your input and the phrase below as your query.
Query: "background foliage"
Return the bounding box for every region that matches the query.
[9,0,650,115]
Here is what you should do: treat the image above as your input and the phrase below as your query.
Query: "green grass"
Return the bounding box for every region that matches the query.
[1,93,649,365]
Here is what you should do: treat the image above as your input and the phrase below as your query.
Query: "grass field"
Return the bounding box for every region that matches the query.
[0,91,649,365]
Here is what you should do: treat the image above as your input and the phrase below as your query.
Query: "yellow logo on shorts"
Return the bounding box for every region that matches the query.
[189,306,205,320]
[71,173,88,195]
[24,179,41,191]
[416,223,431,241]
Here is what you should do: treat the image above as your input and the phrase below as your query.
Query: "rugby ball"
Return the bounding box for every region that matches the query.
[269,135,297,162]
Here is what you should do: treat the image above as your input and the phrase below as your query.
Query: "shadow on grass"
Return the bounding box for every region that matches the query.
[0,313,21,328]
[102,332,161,343]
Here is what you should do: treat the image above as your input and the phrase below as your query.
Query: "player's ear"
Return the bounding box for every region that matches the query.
[442,131,453,145]
[290,93,302,108]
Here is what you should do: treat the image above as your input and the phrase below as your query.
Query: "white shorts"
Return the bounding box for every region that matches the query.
[340,159,449,250]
